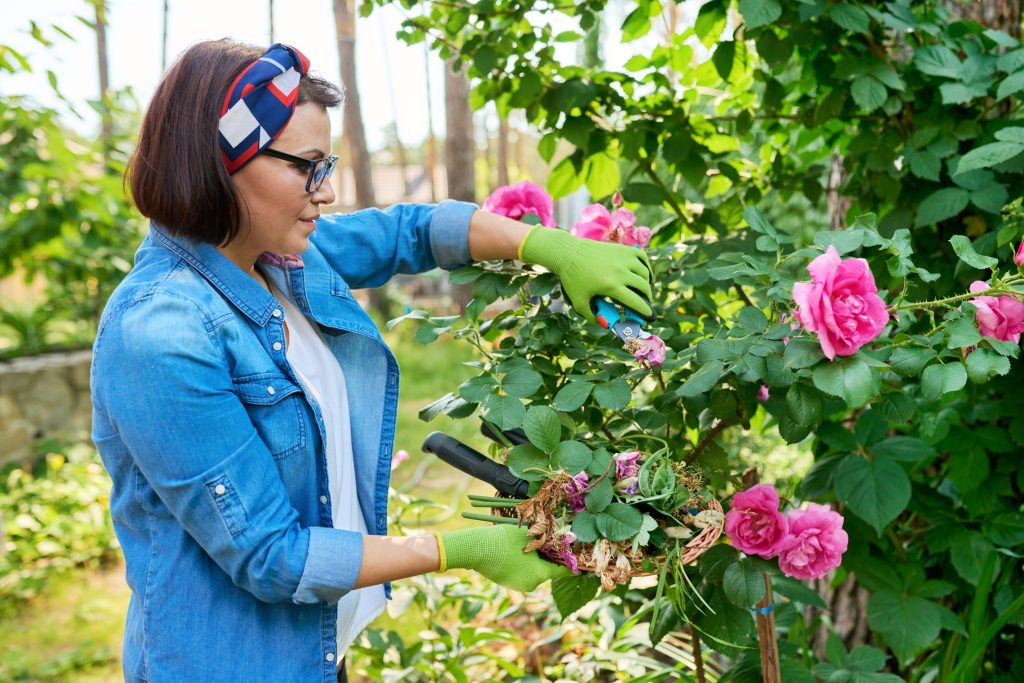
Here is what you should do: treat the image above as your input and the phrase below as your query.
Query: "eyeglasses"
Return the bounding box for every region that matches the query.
[261,148,338,193]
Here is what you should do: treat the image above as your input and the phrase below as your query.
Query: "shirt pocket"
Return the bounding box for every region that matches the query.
[233,373,307,461]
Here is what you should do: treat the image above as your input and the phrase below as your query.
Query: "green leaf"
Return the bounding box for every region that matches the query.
[945,315,983,349]
[812,357,879,409]
[594,379,631,410]
[595,503,644,541]
[786,382,824,427]
[506,444,550,482]
[888,347,937,377]
[948,447,989,492]
[814,229,864,255]
[572,510,599,542]
[871,436,935,463]
[971,183,1009,214]
[738,306,769,332]
[957,141,1024,174]
[548,156,583,199]
[772,575,827,609]
[723,559,766,607]
[551,575,601,619]
[996,70,1024,100]
[851,75,887,112]
[678,360,725,397]
[586,448,613,477]
[829,3,870,32]
[982,513,1024,547]
[835,455,911,534]
[966,348,1012,383]
[585,476,614,513]
[914,45,962,78]
[552,440,593,474]
[868,591,942,662]
[485,394,526,430]
[712,40,736,80]
[738,0,782,29]
[552,381,593,411]
[501,367,543,398]
[523,405,561,453]
[921,362,968,401]
[951,532,997,585]
[743,206,780,238]
[784,339,826,369]
[583,152,620,200]
[908,149,942,181]
[916,188,970,226]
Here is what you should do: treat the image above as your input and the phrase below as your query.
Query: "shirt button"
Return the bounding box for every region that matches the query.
[214,484,226,495]
[273,342,283,351]
[320,495,328,504]
[272,309,282,318]
[325,653,335,663]
[267,386,276,395]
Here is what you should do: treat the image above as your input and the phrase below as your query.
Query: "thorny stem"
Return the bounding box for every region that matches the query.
[688,420,730,463]
[644,163,688,223]
[733,283,755,308]
[889,277,1024,312]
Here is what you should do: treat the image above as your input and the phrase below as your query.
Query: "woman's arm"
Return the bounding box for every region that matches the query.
[467,210,532,261]
[354,535,440,588]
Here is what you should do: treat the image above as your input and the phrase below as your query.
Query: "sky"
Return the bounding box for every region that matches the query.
[1,0,579,152]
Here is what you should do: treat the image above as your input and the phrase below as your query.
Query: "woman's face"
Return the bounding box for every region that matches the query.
[227,103,336,261]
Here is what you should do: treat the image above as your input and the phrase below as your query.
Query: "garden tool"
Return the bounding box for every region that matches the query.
[594,297,653,344]
[480,422,529,447]
[422,432,530,499]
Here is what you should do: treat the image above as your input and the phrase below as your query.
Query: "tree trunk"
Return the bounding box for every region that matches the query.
[269,0,275,43]
[944,0,1020,37]
[423,44,438,203]
[333,0,375,209]
[497,115,509,187]
[445,58,476,311]
[94,0,112,163]
[161,0,169,72]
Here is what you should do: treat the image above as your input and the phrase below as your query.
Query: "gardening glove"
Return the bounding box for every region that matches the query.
[518,225,655,323]
[435,524,572,592]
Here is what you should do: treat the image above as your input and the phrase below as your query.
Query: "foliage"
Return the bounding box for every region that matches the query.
[372,0,1024,678]
[0,442,120,617]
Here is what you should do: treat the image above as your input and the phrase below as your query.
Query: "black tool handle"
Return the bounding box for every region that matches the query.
[422,432,530,499]
[479,422,530,447]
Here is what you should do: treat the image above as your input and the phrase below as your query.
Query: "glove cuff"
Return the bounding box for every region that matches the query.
[433,532,448,572]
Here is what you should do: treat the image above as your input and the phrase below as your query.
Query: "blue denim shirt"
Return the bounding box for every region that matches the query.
[90,201,476,682]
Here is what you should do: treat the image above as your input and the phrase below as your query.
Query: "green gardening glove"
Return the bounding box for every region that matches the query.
[435,524,572,592]
[518,225,654,323]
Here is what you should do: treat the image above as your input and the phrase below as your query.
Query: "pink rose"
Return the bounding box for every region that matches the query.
[969,280,1024,343]
[564,470,589,513]
[571,204,652,247]
[724,484,789,559]
[390,449,409,471]
[791,245,889,360]
[777,503,848,580]
[1015,243,1024,268]
[757,384,770,402]
[632,335,667,368]
[482,181,556,227]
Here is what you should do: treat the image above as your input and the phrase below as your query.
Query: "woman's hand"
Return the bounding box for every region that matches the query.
[518,226,654,322]
[436,524,572,592]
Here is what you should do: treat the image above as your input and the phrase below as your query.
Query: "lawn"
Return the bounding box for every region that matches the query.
[0,323,489,681]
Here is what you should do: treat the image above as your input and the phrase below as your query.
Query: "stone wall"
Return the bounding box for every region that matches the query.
[0,350,93,468]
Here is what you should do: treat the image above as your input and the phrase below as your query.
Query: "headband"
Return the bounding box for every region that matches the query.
[218,43,311,174]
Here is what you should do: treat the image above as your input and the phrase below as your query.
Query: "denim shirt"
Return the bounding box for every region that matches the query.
[90,201,476,683]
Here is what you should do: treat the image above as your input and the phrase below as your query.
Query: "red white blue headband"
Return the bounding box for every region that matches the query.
[218,43,310,174]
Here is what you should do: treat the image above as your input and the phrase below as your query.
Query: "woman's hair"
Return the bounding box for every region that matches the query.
[126,39,343,245]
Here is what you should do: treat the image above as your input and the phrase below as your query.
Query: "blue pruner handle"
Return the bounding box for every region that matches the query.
[593,297,647,332]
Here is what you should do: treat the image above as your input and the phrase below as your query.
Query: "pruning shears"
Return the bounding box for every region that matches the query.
[594,298,652,344]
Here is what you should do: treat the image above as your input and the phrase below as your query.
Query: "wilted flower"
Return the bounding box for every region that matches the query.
[614,451,642,479]
[564,470,590,513]
[614,476,639,495]
[482,181,556,227]
[631,335,667,369]
[541,530,580,574]
[791,246,889,360]
[664,526,694,540]
[571,204,652,247]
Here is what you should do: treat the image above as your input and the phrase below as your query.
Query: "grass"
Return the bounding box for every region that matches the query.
[0,318,491,681]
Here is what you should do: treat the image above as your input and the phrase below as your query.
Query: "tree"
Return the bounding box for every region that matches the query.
[332,0,374,209]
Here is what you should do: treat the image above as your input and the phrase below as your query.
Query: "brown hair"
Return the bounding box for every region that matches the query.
[126,39,343,245]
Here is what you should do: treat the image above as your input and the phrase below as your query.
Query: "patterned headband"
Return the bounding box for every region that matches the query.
[218,43,311,174]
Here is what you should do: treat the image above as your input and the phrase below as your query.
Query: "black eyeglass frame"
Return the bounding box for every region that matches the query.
[261,147,338,193]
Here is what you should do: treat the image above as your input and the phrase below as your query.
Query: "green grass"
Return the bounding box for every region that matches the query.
[0,318,493,681]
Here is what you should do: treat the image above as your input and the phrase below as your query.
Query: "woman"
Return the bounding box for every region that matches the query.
[91,39,654,682]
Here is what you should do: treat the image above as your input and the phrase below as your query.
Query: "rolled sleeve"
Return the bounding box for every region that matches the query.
[292,527,364,604]
[428,200,476,270]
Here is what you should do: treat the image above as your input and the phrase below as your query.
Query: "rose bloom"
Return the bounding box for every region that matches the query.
[632,335,666,368]
[571,204,652,247]
[791,245,889,360]
[481,181,556,227]
[1016,242,1024,268]
[390,449,409,471]
[564,470,589,513]
[757,384,770,402]
[614,451,642,479]
[969,280,1024,343]
[724,484,789,559]
[777,503,848,580]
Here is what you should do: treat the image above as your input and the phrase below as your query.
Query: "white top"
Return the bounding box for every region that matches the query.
[270,281,386,658]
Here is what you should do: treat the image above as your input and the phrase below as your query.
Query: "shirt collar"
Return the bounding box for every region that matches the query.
[149,223,301,326]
